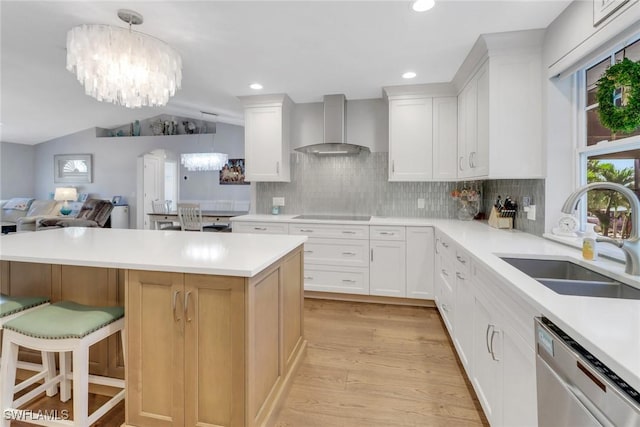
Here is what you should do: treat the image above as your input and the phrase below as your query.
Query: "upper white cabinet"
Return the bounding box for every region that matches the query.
[239,94,292,182]
[384,85,458,181]
[454,30,544,179]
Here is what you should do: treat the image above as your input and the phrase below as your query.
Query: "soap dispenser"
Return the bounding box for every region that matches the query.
[582,223,598,261]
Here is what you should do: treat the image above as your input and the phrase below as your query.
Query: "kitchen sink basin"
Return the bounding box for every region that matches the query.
[500,257,640,300]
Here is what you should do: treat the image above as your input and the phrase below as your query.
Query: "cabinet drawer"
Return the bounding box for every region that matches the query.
[455,249,470,276]
[232,221,289,234]
[436,232,454,258]
[290,223,369,239]
[303,238,369,268]
[370,226,405,241]
[303,265,369,295]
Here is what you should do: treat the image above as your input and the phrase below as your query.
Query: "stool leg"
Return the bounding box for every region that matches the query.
[1,334,19,427]
[60,351,72,403]
[72,347,89,426]
[42,352,58,397]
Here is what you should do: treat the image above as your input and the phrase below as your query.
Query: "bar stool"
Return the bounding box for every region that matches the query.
[0,301,125,426]
[0,295,57,397]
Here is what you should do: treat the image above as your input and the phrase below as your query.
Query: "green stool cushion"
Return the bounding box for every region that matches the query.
[3,301,124,339]
[0,295,49,318]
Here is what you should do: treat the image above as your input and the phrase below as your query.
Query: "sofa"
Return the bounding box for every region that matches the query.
[0,198,63,232]
[36,199,114,231]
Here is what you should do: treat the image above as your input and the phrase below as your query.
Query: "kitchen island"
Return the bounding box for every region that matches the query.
[0,228,307,427]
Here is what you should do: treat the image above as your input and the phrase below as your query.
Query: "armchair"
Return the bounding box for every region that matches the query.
[36,199,114,231]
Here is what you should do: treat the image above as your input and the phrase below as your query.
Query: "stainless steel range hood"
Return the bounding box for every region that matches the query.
[295,94,370,155]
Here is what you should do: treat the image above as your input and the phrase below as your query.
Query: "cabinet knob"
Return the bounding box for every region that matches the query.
[456,256,466,264]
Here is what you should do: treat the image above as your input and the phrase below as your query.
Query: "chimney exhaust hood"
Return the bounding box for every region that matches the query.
[295,94,369,155]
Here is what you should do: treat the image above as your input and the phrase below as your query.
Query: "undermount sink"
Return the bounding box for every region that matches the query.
[500,257,640,300]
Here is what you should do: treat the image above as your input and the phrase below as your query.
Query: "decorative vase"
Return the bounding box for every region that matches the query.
[457,200,479,221]
[133,120,141,137]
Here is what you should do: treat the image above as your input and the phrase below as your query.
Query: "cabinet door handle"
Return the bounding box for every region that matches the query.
[172,290,181,322]
[254,227,267,231]
[435,238,440,254]
[342,230,356,234]
[485,324,492,354]
[184,291,192,323]
[342,279,356,283]
[392,160,395,173]
[304,276,313,280]
[456,256,466,264]
[379,231,395,235]
[371,248,374,262]
[442,242,449,248]
[342,252,356,256]
[459,156,464,171]
[490,329,500,361]
[300,229,314,233]
[304,250,314,253]
[469,151,477,168]
[456,272,465,280]
[441,269,448,277]
[276,161,280,174]
[441,303,449,312]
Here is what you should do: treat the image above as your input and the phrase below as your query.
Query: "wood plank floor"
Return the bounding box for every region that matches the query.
[274,299,489,427]
[10,299,487,427]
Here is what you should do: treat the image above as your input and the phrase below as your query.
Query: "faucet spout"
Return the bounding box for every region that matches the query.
[562,182,640,275]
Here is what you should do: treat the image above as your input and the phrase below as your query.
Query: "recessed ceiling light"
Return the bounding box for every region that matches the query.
[402,71,417,79]
[412,0,435,12]
[249,83,263,90]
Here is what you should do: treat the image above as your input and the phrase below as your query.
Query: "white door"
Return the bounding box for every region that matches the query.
[370,240,406,297]
[136,153,164,229]
[406,227,434,299]
[389,97,433,181]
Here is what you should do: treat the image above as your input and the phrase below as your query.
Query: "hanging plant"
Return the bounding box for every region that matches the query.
[596,57,640,134]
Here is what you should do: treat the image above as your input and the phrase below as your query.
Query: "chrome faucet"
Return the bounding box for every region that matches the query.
[561,182,640,275]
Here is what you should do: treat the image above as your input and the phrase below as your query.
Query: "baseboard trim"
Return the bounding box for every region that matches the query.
[304,291,435,307]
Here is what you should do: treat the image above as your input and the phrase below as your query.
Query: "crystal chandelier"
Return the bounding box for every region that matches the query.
[66,9,182,108]
[181,153,229,172]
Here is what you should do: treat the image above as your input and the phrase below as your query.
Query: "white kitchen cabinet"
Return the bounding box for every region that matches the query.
[304,265,370,295]
[232,221,289,234]
[384,86,458,182]
[455,30,544,179]
[434,232,456,334]
[432,97,459,180]
[406,227,434,300]
[453,250,473,372]
[388,97,433,181]
[370,239,406,297]
[240,94,292,182]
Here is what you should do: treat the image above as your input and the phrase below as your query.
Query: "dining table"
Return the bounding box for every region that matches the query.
[147,210,248,230]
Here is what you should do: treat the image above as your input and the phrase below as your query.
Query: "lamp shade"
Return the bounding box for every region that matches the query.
[54,187,78,202]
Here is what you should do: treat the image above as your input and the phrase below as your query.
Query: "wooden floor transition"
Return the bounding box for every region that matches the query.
[11,299,487,427]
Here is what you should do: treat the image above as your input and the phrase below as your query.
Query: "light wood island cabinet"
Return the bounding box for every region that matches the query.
[0,229,306,427]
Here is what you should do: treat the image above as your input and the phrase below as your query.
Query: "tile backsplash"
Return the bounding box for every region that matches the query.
[256,152,545,235]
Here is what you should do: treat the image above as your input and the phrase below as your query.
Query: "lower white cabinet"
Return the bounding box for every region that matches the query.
[232,221,289,234]
[406,227,434,299]
[370,239,406,297]
[453,251,473,371]
[304,265,370,295]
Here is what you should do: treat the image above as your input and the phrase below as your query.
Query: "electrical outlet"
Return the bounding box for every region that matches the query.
[417,198,425,209]
[522,196,531,207]
[273,197,285,207]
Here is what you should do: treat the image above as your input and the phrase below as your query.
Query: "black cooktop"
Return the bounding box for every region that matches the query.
[292,214,371,221]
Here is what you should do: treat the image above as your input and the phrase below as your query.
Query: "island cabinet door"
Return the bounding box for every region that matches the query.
[183,274,246,427]
[126,270,185,427]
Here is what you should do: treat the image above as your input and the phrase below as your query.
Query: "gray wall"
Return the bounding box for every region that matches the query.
[31,122,248,226]
[0,142,35,199]
[482,179,545,236]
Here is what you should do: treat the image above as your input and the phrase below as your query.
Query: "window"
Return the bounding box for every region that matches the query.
[580,36,640,238]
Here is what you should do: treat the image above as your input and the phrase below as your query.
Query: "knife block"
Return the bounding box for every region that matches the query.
[488,207,513,229]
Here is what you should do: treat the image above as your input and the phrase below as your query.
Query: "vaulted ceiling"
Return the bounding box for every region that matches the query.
[0,1,570,145]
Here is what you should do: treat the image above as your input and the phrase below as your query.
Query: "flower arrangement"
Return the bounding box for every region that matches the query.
[451,186,481,221]
[451,187,480,202]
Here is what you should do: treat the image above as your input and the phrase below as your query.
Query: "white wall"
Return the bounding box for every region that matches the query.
[0,142,35,198]
[32,122,247,226]
[291,98,388,153]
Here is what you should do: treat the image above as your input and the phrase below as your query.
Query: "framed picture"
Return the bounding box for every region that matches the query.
[78,193,89,202]
[219,158,249,185]
[593,0,632,26]
[112,196,122,205]
[54,154,92,183]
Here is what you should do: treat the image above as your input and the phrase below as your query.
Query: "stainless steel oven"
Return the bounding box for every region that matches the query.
[535,317,640,427]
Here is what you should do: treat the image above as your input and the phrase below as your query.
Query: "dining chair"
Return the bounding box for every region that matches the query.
[152,200,180,230]
[177,203,203,231]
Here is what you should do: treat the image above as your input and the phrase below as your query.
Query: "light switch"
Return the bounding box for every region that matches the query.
[525,205,536,220]
[418,198,425,209]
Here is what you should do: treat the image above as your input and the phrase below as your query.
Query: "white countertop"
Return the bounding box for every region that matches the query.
[0,227,307,277]
[232,214,640,391]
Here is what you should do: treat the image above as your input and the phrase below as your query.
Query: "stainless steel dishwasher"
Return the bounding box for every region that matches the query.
[535,317,640,427]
